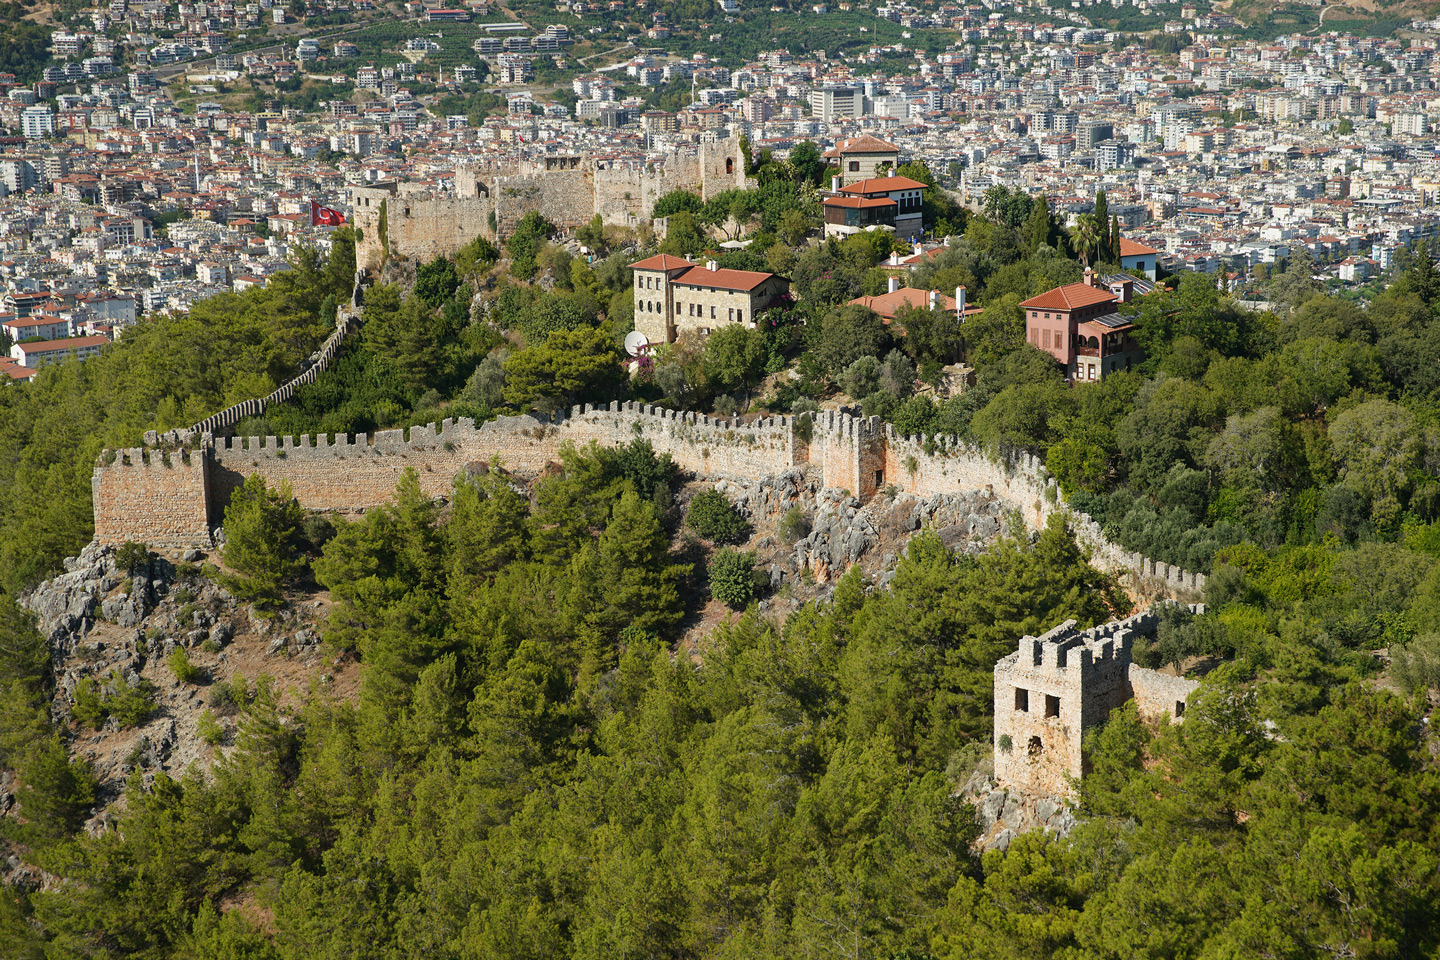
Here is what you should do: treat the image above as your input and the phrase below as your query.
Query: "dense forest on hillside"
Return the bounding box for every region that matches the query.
[2,159,1440,957]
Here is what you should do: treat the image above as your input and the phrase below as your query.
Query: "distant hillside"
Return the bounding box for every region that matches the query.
[0,1,55,82]
[1218,0,1440,35]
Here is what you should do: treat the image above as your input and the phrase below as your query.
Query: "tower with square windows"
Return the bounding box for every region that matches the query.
[993,611,1200,797]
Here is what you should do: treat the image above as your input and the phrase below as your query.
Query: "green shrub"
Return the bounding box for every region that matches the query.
[166,648,201,684]
[710,549,760,609]
[170,587,195,605]
[197,708,225,747]
[208,681,239,716]
[688,490,750,544]
[1391,633,1440,692]
[115,541,150,573]
[105,676,157,728]
[73,672,158,729]
[71,679,107,729]
[778,507,812,544]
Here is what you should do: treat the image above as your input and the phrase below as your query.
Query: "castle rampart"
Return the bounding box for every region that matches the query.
[349,138,754,269]
[94,401,1210,603]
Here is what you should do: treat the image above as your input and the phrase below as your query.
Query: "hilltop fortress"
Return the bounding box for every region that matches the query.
[92,402,1207,597]
[348,137,751,268]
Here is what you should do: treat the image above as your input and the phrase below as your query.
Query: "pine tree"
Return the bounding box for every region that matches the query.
[1407,240,1440,311]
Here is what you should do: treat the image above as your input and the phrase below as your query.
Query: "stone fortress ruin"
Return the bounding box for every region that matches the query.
[347,136,753,269]
[94,401,1208,603]
[993,610,1201,799]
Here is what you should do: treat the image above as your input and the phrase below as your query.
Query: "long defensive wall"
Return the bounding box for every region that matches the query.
[91,403,1205,595]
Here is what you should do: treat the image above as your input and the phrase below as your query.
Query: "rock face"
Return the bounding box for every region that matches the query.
[13,543,338,827]
[712,471,1009,588]
[961,766,1076,851]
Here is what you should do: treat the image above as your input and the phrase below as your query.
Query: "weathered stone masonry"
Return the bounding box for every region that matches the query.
[93,403,1206,599]
[993,612,1201,798]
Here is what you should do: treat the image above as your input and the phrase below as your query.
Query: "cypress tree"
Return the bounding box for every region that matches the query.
[1093,189,1110,261]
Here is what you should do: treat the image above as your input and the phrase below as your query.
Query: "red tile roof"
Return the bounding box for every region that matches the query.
[839,175,928,194]
[14,334,108,354]
[823,195,896,208]
[629,253,696,271]
[1019,283,1117,312]
[1119,238,1161,257]
[674,265,774,292]
[823,134,900,157]
[848,286,963,318]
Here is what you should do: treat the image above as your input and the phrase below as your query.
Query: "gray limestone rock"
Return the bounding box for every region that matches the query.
[1036,798,1059,823]
[979,790,1007,830]
[1000,794,1026,831]
[992,828,1014,852]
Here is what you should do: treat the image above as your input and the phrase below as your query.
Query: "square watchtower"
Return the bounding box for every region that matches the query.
[992,610,1200,798]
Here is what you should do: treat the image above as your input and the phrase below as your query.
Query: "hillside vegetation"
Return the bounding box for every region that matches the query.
[2,174,1440,957]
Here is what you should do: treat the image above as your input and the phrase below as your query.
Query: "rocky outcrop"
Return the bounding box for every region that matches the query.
[961,767,1077,852]
[14,543,339,824]
[714,470,1009,584]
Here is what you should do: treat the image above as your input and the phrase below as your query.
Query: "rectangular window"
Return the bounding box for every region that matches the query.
[737,309,743,324]
[728,308,734,322]
[1045,695,1060,718]
[848,160,859,171]
[1088,365,1096,380]
[1029,328,1037,345]
[1015,688,1029,712]
[710,305,716,319]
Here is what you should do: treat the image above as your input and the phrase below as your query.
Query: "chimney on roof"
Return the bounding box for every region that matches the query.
[705,259,718,272]
[1084,265,1095,287]
[887,275,900,294]
[913,242,923,256]
[929,289,939,310]
[831,175,841,192]
[956,285,965,320]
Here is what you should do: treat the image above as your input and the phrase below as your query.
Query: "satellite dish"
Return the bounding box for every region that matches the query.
[624,331,650,357]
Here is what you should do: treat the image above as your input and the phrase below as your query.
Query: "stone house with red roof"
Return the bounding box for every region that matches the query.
[822,135,901,185]
[630,254,790,347]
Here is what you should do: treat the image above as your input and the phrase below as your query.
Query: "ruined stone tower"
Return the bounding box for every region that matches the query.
[993,611,1200,797]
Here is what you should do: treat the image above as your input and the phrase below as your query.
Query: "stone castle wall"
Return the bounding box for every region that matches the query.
[94,402,1209,603]
[349,138,753,268]
[203,404,799,521]
[91,446,210,548]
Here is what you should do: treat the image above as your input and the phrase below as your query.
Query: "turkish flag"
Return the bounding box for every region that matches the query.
[310,200,346,226]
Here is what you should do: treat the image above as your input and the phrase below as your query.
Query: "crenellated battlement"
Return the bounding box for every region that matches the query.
[994,604,1203,798]
[94,399,1208,599]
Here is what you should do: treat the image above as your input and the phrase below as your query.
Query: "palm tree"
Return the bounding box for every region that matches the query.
[1073,214,1100,267]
